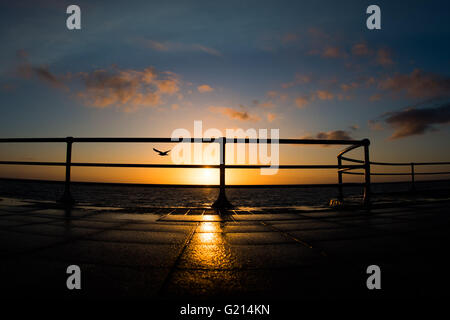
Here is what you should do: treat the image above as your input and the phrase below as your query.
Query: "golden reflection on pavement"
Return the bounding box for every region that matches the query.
[185,221,237,270]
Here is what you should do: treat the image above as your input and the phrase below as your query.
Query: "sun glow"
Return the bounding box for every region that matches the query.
[195,168,218,185]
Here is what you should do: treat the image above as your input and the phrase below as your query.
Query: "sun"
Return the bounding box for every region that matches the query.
[197,168,218,185]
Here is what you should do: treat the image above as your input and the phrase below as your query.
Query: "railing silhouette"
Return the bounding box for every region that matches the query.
[0,137,371,207]
[338,147,450,200]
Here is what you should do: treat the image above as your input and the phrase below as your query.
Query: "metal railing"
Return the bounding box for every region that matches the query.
[0,137,372,207]
[337,147,450,199]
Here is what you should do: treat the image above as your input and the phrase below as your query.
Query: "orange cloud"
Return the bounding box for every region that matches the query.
[295,96,310,108]
[267,113,277,122]
[308,46,347,59]
[197,84,214,93]
[322,46,344,58]
[209,106,261,121]
[376,48,394,66]
[351,43,370,56]
[340,82,360,92]
[281,73,312,88]
[76,66,180,111]
[315,90,334,100]
[259,101,275,108]
[265,90,288,102]
[156,79,179,94]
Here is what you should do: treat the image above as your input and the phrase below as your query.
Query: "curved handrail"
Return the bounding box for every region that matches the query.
[336,142,450,202]
[338,154,450,181]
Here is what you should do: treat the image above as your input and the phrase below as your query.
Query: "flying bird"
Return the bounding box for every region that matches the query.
[153,148,170,156]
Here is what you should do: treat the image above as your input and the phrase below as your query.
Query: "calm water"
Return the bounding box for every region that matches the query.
[0,179,448,208]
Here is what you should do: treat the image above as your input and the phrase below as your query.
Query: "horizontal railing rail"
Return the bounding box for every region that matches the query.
[338,148,450,195]
[0,136,371,207]
[0,137,366,144]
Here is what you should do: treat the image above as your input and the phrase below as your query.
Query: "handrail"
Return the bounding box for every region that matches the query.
[336,138,370,204]
[337,139,369,158]
[340,156,364,164]
[369,161,450,166]
[337,151,450,195]
[0,161,364,169]
[0,136,370,208]
[0,137,366,145]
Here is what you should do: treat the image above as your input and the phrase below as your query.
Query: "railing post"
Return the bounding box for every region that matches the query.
[410,162,416,192]
[212,137,232,209]
[60,136,75,206]
[337,155,344,202]
[363,139,371,207]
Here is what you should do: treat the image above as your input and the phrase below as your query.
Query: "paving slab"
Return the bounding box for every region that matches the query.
[0,198,449,300]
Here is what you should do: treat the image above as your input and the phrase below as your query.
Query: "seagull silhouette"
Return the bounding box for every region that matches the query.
[153,148,170,156]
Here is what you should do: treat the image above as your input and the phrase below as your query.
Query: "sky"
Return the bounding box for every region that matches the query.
[0,0,449,185]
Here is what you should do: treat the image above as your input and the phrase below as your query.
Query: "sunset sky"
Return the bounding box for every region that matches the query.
[0,0,449,185]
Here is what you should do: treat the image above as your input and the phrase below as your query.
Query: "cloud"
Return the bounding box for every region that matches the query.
[309,46,347,59]
[368,120,384,131]
[14,50,184,112]
[197,84,214,93]
[281,73,312,88]
[307,28,330,40]
[192,45,223,57]
[351,43,370,56]
[258,101,275,108]
[322,46,345,58]
[144,40,169,51]
[266,91,279,98]
[302,130,354,141]
[209,106,261,121]
[381,103,450,139]
[295,95,310,108]
[76,66,180,111]
[281,33,299,44]
[267,113,277,122]
[378,69,450,99]
[315,90,334,100]
[16,50,68,89]
[141,39,222,57]
[375,48,394,66]
[156,79,180,94]
[294,89,336,108]
[369,93,382,102]
[340,82,360,92]
[265,90,288,102]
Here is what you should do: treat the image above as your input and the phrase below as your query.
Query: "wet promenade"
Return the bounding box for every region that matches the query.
[1,197,449,300]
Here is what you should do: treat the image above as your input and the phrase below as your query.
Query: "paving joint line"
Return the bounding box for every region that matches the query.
[157,222,199,295]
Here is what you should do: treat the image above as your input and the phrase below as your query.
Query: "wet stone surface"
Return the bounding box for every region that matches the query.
[0,197,449,299]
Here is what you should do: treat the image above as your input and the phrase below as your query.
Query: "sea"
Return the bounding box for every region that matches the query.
[0,178,449,209]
